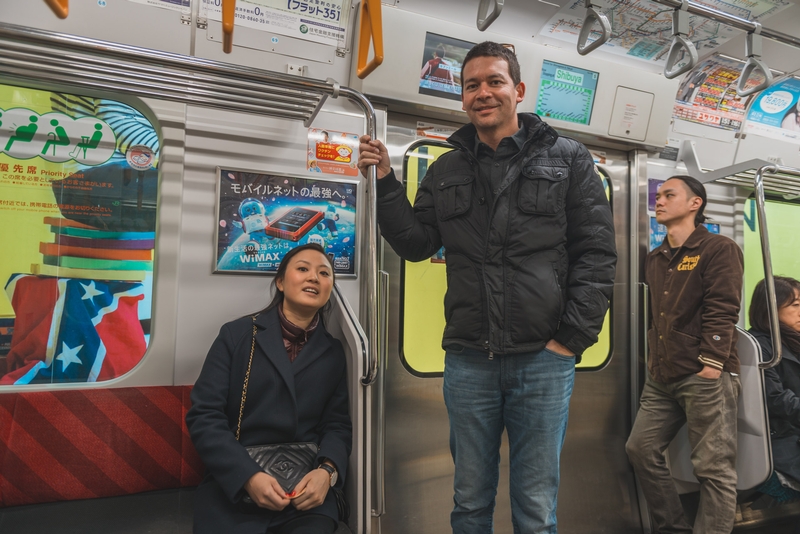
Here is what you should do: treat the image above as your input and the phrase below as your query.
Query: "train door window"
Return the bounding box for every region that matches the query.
[743,198,800,328]
[0,84,159,386]
[399,143,613,375]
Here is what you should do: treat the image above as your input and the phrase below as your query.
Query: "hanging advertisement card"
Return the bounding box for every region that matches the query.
[745,78,800,144]
[307,128,359,176]
[0,84,159,385]
[200,0,351,48]
[215,168,358,276]
[672,54,764,131]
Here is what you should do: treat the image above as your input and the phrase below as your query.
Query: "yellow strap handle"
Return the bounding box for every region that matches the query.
[222,0,236,54]
[44,0,69,19]
[357,0,384,79]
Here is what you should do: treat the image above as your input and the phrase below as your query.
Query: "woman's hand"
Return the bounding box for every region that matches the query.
[290,468,331,511]
[243,472,291,511]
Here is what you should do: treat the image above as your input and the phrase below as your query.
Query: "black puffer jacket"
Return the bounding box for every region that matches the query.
[751,329,800,438]
[376,113,616,357]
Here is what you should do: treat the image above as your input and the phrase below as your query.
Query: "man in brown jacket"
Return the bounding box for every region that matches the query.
[626,175,743,533]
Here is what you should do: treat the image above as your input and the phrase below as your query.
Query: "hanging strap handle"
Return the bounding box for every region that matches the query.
[737,23,773,97]
[44,0,69,19]
[664,1,698,80]
[577,0,612,56]
[477,0,505,32]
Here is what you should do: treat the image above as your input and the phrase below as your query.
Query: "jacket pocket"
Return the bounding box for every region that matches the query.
[443,253,483,342]
[435,173,473,221]
[518,166,568,215]
[670,328,701,358]
[507,253,563,344]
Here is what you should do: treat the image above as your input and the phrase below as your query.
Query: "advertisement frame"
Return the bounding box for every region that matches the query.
[212,166,359,278]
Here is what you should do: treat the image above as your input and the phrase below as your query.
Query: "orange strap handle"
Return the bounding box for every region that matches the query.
[44,0,69,19]
[222,0,236,54]
[357,0,384,79]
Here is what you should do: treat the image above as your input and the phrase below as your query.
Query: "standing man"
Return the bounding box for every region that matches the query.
[358,42,616,533]
[626,176,743,533]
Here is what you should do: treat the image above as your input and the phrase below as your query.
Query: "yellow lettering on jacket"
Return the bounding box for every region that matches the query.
[677,255,700,271]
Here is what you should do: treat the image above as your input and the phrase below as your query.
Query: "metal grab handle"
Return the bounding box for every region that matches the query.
[356,0,384,79]
[477,0,505,32]
[44,0,69,19]
[664,34,698,79]
[737,26,773,97]
[577,3,612,55]
[221,0,236,54]
[664,2,698,79]
[754,165,783,369]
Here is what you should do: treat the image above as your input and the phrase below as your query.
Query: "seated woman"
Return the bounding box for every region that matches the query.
[749,276,800,489]
[187,243,351,534]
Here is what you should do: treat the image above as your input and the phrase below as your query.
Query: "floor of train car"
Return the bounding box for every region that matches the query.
[1,489,798,533]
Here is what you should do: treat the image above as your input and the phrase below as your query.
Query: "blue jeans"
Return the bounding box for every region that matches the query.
[443,346,576,534]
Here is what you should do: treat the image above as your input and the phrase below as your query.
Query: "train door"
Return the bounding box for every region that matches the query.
[374,110,639,534]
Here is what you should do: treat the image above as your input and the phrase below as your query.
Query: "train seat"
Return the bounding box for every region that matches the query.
[667,327,772,494]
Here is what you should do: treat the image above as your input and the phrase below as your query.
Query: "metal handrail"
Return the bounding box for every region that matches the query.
[0,21,381,384]
[753,165,787,369]
[650,0,800,50]
[477,0,505,32]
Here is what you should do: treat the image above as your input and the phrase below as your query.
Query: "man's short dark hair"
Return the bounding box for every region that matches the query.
[435,44,446,58]
[669,175,707,226]
[461,41,521,87]
[749,276,800,333]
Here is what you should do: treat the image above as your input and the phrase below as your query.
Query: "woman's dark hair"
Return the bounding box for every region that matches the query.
[259,243,335,314]
[669,175,707,226]
[461,41,521,87]
[749,276,800,333]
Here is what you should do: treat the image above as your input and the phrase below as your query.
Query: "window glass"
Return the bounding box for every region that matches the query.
[0,84,159,385]
[743,198,800,329]
[400,143,612,375]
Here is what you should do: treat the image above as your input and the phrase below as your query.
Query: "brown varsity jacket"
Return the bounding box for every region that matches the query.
[645,225,744,383]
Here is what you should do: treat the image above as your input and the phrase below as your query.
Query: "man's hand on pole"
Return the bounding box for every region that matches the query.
[358,135,391,180]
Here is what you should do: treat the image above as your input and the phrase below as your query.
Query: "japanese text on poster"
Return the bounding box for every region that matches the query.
[215,169,357,275]
[201,0,351,48]
[307,128,359,176]
[672,54,765,131]
[0,85,159,386]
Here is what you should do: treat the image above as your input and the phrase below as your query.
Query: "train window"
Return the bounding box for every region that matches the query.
[399,143,612,375]
[743,198,800,328]
[0,84,159,386]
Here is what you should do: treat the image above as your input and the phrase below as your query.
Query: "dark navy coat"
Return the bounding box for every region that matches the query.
[186,307,351,533]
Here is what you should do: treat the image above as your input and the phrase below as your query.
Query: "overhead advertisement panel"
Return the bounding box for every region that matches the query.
[744,77,800,144]
[201,0,351,48]
[672,54,766,131]
[542,0,790,65]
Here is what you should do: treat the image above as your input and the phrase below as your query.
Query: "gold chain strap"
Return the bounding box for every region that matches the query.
[236,315,258,441]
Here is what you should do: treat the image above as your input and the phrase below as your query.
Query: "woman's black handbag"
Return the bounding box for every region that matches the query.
[237,315,348,522]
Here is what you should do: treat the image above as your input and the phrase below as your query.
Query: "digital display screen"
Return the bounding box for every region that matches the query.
[419,32,475,102]
[535,60,599,126]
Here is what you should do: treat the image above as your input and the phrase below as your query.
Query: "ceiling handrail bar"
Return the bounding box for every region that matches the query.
[664,0,698,80]
[44,0,69,19]
[753,164,788,369]
[649,0,800,50]
[477,0,505,31]
[577,0,612,56]
[0,21,380,386]
[737,23,773,97]
[356,0,384,79]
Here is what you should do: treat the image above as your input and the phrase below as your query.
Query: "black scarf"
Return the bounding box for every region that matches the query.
[781,324,800,358]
